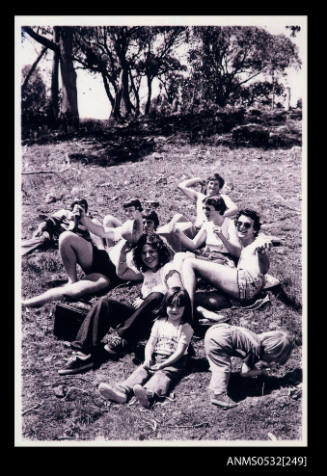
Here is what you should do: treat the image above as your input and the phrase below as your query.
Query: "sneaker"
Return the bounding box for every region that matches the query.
[133,384,153,408]
[98,383,128,403]
[104,335,130,356]
[58,355,94,375]
[211,392,238,409]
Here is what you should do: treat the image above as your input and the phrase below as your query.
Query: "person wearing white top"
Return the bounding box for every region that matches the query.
[172,196,240,268]
[157,173,238,252]
[58,233,183,375]
[181,209,276,314]
[98,288,194,408]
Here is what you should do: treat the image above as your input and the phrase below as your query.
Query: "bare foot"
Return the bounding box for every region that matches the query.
[196,306,229,323]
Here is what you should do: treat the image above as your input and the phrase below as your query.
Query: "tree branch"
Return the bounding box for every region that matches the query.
[22,46,48,91]
[22,26,59,53]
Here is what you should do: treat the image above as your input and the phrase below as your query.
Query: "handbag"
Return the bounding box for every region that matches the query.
[53,303,89,341]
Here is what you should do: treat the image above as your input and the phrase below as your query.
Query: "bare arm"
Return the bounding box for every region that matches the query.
[143,335,157,367]
[116,241,143,281]
[177,177,204,201]
[214,226,242,258]
[221,194,238,218]
[246,236,274,274]
[80,214,118,239]
[174,226,207,251]
[150,342,188,370]
[32,221,47,237]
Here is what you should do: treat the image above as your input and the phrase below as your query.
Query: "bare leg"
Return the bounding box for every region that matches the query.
[59,231,94,283]
[103,214,122,248]
[90,218,106,250]
[157,214,195,252]
[181,258,240,310]
[22,273,110,308]
[158,213,191,235]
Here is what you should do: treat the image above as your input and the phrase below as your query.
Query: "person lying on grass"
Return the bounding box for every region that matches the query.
[73,199,174,274]
[180,208,278,319]
[157,173,238,252]
[98,287,194,409]
[22,198,104,256]
[82,198,144,249]
[21,205,144,309]
[58,233,184,375]
[204,323,301,409]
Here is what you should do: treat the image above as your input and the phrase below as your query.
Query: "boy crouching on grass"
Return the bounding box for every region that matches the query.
[204,323,301,409]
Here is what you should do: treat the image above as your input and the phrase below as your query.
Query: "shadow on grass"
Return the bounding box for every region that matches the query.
[46,279,68,288]
[270,285,302,313]
[67,134,155,167]
[24,129,156,167]
[228,367,302,403]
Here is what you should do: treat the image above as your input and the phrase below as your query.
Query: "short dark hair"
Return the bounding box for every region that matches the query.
[133,233,170,272]
[235,208,261,236]
[123,199,143,212]
[155,287,193,325]
[142,210,159,229]
[203,196,227,215]
[207,173,225,189]
[71,198,88,213]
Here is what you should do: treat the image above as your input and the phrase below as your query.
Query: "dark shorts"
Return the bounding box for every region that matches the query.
[83,246,121,285]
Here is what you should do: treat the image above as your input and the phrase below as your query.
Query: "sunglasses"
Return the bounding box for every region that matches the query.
[236,220,252,229]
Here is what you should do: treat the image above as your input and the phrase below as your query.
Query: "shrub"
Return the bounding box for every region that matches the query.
[232,124,270,147]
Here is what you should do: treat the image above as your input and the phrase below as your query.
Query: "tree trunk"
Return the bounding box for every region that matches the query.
[22,26,79,129]
[57,27,79,128]
[48,27,60,127]
[145,76,153,115]
[271,71,275,111]
[100,71,115,110]
[112,65,133,121]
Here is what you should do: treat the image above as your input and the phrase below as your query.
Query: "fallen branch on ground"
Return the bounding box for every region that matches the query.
[22,403,41,415]
[22,171,57,175]
[163,421,210,429]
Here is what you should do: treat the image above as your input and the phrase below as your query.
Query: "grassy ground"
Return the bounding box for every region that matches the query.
[19,132,303,444]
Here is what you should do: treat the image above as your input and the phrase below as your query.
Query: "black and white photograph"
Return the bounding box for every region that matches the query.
[15,15,307,448]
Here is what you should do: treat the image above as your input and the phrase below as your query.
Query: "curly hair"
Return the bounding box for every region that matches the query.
[235,208,261,237]
[133,233,171,272]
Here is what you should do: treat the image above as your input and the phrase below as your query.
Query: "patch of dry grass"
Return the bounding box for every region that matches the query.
[19,135,303,444]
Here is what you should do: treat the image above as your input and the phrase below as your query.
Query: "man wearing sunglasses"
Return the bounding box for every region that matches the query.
[180,208,276,313]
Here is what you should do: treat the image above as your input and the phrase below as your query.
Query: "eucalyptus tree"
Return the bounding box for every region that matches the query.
[187,26,301,110]
[22,26,79,127]
[73,26,187,120]
[73,26,146,121]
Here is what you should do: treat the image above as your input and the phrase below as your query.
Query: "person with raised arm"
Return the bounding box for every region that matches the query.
[180,209,277,315]
[58,233,184,375]
[158,173,238,252]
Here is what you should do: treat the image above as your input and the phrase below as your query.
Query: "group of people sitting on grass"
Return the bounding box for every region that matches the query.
[22,173,301,409]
